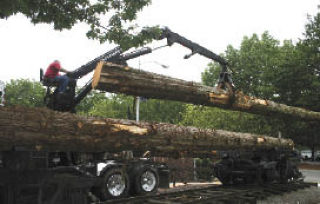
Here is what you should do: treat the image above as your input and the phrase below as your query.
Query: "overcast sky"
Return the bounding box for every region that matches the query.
[0,0,319,86]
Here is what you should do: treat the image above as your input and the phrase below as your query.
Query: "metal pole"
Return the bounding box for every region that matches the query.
[136,58,141,122]
[193,159,197,181]
[134,59,167,122]
[136,96,140,122]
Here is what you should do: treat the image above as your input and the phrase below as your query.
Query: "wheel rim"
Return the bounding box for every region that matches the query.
[106,174,126,197]
[140,170,156,192]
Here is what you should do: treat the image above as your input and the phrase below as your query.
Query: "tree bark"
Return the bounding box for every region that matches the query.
[92,62,320,122]
[0,106,293,158]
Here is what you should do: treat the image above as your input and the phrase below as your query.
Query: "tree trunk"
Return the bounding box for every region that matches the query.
[0,106,293,158]
[92,62,320,122]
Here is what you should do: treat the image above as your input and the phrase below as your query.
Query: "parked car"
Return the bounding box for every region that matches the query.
[316,151,320,161]
[300,150,312,160]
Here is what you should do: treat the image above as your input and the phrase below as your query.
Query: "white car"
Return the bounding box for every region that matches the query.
[300,150,312,160]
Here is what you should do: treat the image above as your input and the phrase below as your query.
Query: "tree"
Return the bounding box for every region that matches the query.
[76,90,107,115]
[279,13,320,151]
[5,79,46,107]
[88,94,134,119]
[201,33,287,138]
[202,32,282,100]
[0,0,160,49]
[180,105,277,137]
[201,21,320,148]
[139,99,186,124]
[297,13,320,111]
[86,93,186,124]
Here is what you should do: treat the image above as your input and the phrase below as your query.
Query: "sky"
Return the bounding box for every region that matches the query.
[0,0,319,86]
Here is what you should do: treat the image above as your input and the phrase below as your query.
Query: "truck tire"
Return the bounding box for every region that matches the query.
[132,165,159,196]
[97,167,130,201]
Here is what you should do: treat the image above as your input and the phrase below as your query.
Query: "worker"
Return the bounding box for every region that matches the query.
[44,60,70,93]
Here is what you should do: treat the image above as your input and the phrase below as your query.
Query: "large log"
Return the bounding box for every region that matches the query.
[92,62,320,122]
[0,106,293,158]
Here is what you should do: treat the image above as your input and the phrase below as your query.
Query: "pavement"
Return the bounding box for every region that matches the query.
[299,161,320,185]
[301,169,320,184]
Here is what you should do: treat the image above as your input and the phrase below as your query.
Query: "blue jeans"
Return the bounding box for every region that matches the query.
[54,75,69,93]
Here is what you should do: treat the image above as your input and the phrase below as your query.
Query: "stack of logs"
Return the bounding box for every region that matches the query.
[1,62,318,158]
[0,106,293,158]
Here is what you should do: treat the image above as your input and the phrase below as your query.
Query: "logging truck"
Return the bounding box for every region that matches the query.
[0,28,303,204]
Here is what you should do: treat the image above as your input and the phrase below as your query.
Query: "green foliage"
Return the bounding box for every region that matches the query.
[76,90,107,115]
[277,13,320,146]
[200,32,288,138]
[297,13,320,111]
[5,79,45,107]
[195,158,214,181]
[139,99,186,124]
[88,94,134,119]
[0,0,160,49]
[201,12,320,146]
[181,105,278,136]
[85,93,186,124]
[201,61,220,88]
[203,32,282,99]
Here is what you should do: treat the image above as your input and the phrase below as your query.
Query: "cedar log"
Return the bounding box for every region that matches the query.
[0,106,293,158]
[92,62,320,122]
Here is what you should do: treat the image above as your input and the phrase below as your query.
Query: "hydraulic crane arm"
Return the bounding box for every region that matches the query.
[159,27,228,72]
[45,26,233,112]
[71,27,234,109]
[69,47,153,80]
[157,27,234,91]
[70,27,230,85]
[72,47,153,107]
[68,46,122,79]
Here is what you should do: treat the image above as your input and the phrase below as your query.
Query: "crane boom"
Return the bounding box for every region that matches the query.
[159,27,228,70]
[42,27,233,112]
